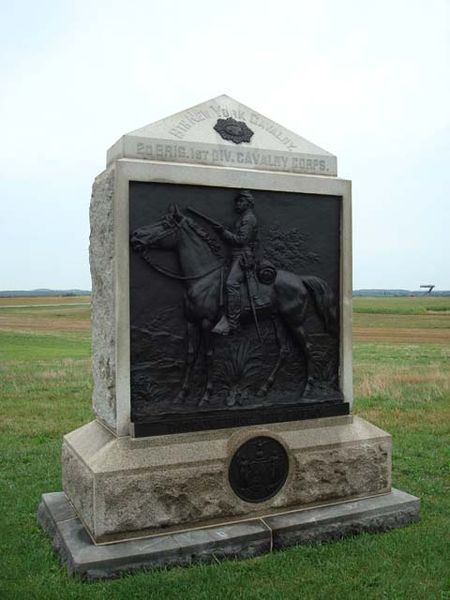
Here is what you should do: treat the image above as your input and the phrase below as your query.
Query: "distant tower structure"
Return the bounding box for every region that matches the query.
[420,284,435,295]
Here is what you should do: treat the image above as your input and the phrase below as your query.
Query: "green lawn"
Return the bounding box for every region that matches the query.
[0,298,449,599]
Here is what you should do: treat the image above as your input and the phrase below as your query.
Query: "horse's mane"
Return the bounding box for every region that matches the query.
[184,217,222,256]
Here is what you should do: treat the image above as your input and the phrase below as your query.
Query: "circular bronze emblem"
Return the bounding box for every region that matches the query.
[229,436,289,503]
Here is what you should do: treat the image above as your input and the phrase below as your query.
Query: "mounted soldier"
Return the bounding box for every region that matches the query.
[212,190,259,335]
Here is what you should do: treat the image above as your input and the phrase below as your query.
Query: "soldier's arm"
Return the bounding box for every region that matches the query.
[222,215,256,246]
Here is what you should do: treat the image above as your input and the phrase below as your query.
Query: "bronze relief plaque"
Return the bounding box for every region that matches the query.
[129,182,348,436]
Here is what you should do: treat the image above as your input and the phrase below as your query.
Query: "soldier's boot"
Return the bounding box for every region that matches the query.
[227,289,241,331]
[212,287,240,336]
[212,314,230,335]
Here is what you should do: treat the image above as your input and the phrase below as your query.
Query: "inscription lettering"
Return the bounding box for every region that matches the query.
[169,105,249,140]
[250,113,297,151]
[167,105,300,154]
[209,104,246,121]
[291,157,327,172]
[136,142,330,173]
[169,109,212,139]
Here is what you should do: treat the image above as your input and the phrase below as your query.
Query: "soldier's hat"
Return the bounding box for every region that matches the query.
[237,189,254,207]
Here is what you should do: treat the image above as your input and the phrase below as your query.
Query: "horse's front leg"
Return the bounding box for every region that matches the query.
[175,321,198,403]
[198,319,214,407]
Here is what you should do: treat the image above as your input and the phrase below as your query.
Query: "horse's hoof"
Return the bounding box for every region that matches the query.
[198,393,210,407]
[174,390,188,404]
[225,389,245,406]
[226,394,236,407]
[302,378,318,399]
[257,386,268,397]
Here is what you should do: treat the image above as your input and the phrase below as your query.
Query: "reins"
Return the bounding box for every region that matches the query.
[142,253,225,281]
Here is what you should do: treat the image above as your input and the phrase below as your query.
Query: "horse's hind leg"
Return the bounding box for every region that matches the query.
[289,320,318,399]
[292,324,316,397]
[198,320,214,407]
[257,318,290,397]
[282,293,317,398]
[175,321,197,403]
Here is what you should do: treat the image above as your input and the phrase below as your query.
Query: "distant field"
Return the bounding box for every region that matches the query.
[0,294,90,306]
[353,295,450,314]
[353,296,450,344]
[0,296,90,333]
[0,296,449,598]
[2,295,449,341]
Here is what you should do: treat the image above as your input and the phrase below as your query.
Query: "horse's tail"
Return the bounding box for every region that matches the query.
[303,276,338,336]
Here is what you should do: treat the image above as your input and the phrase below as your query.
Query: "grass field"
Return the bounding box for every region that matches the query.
[0,296,449,599]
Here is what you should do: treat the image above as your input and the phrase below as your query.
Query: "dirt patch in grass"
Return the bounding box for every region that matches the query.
[0,295,90,306]
[353,327,450,344]
[391,373,447,384]
[0,315,90,332]
[353,312,450,330]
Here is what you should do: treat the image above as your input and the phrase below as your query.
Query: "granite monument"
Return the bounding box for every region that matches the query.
[38,95,420,579]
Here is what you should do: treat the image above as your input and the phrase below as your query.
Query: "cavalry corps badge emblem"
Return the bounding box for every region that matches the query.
[214,117,254,144]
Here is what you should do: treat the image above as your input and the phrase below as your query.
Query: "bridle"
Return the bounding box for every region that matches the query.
[134,218,225,281]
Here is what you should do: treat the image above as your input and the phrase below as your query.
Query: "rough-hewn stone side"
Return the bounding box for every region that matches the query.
[89,166,116,431]
[289,440,391,505]
[62,442,95,534]
[96,465,237,539]
[93,442,391,540]
[61,418,392,542]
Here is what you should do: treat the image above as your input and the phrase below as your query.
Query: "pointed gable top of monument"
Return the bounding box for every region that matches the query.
[107,94,337,176]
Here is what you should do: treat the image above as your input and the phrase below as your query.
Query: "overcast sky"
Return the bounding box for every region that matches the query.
[1,0,449,290]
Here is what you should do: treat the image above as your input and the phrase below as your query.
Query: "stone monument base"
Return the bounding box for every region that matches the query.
[61,415,394,543]
[39,414,420,578]
[38,489,419,580]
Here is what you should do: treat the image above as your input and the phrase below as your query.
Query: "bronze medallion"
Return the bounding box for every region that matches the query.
[229,436,289,503]
[214,117,254,144]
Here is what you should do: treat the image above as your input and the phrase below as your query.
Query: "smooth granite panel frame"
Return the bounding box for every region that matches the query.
[92,159,352,437]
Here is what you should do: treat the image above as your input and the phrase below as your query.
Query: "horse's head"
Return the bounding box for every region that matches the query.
[130,204,184,252]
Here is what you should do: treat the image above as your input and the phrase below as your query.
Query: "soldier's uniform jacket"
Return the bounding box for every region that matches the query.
[222,209,258,260]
